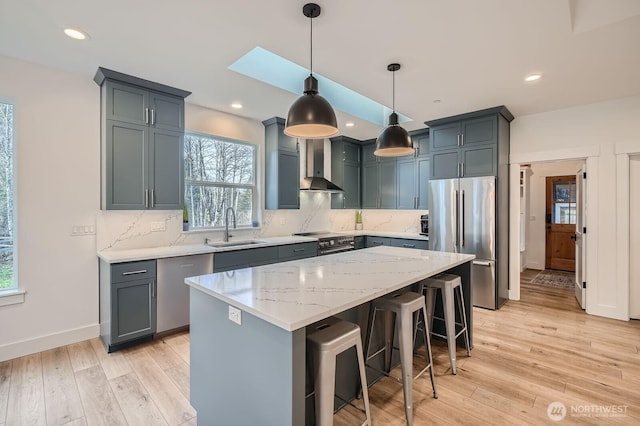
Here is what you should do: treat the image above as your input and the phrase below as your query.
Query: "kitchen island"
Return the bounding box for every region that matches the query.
[185,246,475,425]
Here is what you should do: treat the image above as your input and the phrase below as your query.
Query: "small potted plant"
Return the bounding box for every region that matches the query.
[355,210,363,231]
[183,205,189,231]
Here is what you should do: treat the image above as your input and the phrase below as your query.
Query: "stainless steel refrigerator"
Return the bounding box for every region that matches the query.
[429,177,507,309]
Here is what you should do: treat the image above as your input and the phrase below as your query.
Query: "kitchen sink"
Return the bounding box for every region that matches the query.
[207,240,266,248]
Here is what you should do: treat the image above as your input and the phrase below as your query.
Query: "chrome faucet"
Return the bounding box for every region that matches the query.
[224,207,236,242]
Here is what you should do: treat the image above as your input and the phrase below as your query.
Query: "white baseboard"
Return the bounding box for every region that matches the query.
[526,262,544,271]
[0,324,100,362]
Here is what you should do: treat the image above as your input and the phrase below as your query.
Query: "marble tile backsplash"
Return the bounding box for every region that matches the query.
[96,192,426,251]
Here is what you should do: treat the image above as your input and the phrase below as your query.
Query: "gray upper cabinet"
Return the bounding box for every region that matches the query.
[396,157,416,209]
[360,140,397,209]
[396,129,430,210]
[263,117,300,210]
[426,107,512,180]
[362,162,379,209]
[95,67,190,210]
[378,161,397,209]
[417,157,430,210]
[412,130,430,157]
[331,136,361,209]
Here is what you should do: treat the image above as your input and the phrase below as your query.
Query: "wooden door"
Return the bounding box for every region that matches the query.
[545,175,577,271]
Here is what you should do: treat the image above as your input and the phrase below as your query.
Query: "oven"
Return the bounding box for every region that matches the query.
[293,232,356,256]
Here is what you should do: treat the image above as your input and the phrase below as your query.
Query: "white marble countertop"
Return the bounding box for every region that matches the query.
[185,246,474,331]
[97,236,318,263]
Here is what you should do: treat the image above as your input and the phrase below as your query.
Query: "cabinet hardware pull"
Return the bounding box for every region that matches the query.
[458,162,461,177]
[373,241,382,245]
[461,134,464,146]
[461,190,465,247]
[150,189,155,208]
[145,108,149,124]
[293,248,305,253]
[151,109,155,125]
[122,269,148,276]
[179,263,194,268]
[145,189,149,208]
[472,260,492,266]
[461,162,465,177]
[402,244,415,248]
[457,134,460,147]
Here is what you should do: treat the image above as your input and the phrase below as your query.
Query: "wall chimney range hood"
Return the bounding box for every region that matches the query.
[300,139,344,192]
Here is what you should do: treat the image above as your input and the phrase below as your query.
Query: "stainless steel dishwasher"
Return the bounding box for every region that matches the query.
[156,253,213,334]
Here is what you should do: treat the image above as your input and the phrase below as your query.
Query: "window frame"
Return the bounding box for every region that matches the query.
[0,97,22,305]
[183,131,259,230]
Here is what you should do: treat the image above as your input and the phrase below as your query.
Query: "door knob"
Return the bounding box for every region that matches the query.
[570,234,577,240]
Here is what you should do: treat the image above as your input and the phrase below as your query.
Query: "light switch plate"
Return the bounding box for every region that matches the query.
[228,306,242,325]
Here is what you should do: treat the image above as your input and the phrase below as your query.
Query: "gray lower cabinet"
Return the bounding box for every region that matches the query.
[100,259,157,352]
[353,236,365,249]
[263,117,300,210]
[365,236,391,247]
[278,242,318,262]
[389,238,429,250]
[95,68,190,210]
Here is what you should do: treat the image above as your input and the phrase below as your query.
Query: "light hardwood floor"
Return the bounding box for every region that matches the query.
[1,272,638,425]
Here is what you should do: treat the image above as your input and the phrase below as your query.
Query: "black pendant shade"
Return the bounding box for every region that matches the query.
[284,75,338,138]
[375,63,414,157]
[284,3,339,139]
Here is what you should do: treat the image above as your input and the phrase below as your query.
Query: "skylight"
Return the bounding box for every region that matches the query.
[228,47,411,127]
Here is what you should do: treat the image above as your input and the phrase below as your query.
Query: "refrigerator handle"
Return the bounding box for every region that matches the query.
[461,190,465,247]
[455,190,460,247]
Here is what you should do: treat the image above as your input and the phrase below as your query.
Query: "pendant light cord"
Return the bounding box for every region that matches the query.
[309,13,313,76]
[392,69,395,112]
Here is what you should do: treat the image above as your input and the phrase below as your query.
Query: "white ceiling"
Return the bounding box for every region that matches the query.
[1,0,639,140]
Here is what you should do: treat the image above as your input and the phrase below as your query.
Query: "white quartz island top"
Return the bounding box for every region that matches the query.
[185,246,474,332]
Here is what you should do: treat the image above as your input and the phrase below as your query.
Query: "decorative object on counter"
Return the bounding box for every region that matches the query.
[355,210,363,230]
[284,3,338,139]
[183,205,189,231]
[375,63,414,157]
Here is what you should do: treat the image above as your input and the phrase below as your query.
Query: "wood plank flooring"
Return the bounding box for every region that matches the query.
[0,270,638,425]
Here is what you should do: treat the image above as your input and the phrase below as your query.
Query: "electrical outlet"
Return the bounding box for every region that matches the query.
[279,218,286,225]
[228,306,242,325]
[71,224,96,236]
[151,221,166,231]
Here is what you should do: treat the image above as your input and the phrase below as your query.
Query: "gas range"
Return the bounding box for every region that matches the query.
[293,231,355,256]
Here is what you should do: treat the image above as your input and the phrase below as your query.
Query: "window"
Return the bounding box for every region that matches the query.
[552,180,576,225]
[0,102,15,290]
[184,133,257,229]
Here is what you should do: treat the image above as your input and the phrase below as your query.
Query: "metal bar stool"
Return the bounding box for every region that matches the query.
[419,273,471,375]
[307,317,372,426]
[363,291,437,426]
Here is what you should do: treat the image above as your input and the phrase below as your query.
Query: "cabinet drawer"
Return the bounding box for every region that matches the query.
[278,242,318,261]
[365,236,391,247]
[214,247,279,271]
[111,260,157,283]
[390,238,428,250]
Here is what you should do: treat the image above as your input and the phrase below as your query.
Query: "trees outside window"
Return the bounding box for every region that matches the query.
[184,133,256,228]
[0,102,15,290]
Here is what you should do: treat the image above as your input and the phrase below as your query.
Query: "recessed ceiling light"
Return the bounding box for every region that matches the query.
[230,103,243,109]
[524,73,542,82]
[64,28,89,40]
[345,121,355,127]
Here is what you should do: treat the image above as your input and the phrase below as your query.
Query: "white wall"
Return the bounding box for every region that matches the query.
[510,95,640,320]
[525,160,583,270]
[0,55,100,361]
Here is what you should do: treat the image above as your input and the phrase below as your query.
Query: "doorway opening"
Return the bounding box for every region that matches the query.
[518,159,586,308]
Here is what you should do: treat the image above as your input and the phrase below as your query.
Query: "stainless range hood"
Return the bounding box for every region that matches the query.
[300,139,344,192]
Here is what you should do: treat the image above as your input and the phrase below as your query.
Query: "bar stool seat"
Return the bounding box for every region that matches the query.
[364,291,437,426]
[419,273,471,375]
[307,317,372,426]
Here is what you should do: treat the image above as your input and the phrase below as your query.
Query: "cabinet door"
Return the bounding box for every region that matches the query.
[390,238,429,250]
[430,123,460,151]
[277,151,300,209]
[278,242,318,261]
[461,116,496,147]
[379,161,397,209]
[365,236,391,247]
[431,150,459,180]
[111,278,156,344]
[343,162,361,208]
[149,128,184,209]
[362,143,377,165]
[277,126,299,153]
[362,163,379,208]
[105,81,149,126]
[105,120,148,209]
[412,131,430,157]
[343,142,360,164]
[417,157,430,209]
[397,158,416,209]
[461,146,496,177]
[149,92,184,131]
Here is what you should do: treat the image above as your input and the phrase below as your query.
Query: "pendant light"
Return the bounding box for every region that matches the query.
[374,63,414,157]
[284,3,338,139]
